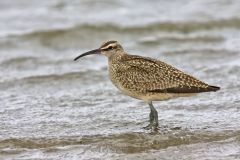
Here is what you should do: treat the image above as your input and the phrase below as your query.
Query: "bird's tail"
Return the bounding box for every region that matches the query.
[208,85,220,92]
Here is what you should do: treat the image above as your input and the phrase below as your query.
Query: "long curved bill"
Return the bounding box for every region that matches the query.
[74,49,101,61]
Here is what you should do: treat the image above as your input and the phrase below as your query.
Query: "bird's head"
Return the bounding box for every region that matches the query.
[74,40,124,61]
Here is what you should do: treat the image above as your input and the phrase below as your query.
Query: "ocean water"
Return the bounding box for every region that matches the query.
[0,0,240,159]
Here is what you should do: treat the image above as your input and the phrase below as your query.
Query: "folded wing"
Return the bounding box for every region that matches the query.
[113,54,220,94]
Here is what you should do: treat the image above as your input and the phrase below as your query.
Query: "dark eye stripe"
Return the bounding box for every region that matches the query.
[102,46,115,51]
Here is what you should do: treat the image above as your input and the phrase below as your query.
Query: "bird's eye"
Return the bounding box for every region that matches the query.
[108,46,113,50]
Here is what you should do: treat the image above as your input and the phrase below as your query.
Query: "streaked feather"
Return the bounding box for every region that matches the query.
[109,54,220,94]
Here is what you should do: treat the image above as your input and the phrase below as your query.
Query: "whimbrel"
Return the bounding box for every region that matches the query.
[74,40,220,130]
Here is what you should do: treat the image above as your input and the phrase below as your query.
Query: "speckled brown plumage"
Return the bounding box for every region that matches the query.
[108,52,219,101]
[74,40,220,130]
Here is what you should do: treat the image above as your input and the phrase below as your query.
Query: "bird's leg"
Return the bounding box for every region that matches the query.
[143,101,159,130]
[149,109,154,124]
[149,102,159,130]
[143,109,154,129]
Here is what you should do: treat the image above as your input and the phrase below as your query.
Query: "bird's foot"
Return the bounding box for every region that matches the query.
[143,123,159,131]
[153,125,159,132]
[143,123,153,130]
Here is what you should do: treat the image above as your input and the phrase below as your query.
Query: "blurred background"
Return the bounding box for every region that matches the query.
[0,0,240,159]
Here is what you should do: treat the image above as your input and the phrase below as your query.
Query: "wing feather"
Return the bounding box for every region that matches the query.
[111,54,218,93]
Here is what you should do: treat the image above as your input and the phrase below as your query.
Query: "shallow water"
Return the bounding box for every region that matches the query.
[1,0,240,159]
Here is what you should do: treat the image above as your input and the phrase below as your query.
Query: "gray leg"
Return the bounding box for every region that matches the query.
[149,109,154,124]
[149,101,159,129]
[143,101,159,130]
